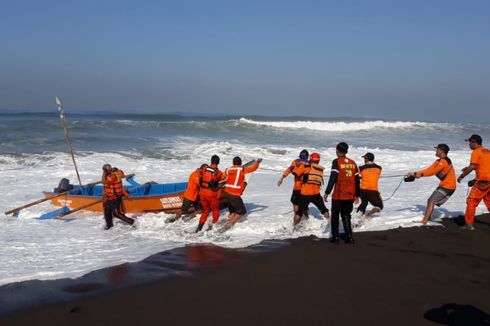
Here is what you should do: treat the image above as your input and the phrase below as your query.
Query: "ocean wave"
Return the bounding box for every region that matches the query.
[237,118,456,132]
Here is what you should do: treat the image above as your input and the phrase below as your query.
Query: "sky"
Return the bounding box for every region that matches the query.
[0,0,489,122]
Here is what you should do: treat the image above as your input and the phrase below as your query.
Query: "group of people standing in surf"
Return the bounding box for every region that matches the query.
[102,133,490,240]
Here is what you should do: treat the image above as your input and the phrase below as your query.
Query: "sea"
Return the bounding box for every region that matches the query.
[1,112,490,287]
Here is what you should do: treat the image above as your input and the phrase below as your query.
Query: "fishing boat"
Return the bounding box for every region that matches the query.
[43,177,189,214]
[39,176,227,219]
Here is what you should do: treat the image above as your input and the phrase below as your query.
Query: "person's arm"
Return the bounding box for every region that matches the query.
[278,161,295,186]
[243,158,262,174]
[324,160,338,200]
[415,160,444,178]
[458,164,476,183]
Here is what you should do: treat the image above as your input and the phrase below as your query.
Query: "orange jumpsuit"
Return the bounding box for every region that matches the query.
[464,147,490,224]
[199,164,224,224]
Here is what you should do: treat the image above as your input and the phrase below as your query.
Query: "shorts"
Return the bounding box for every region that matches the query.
[225,193,247,215]
[360,190,384,210]
[428,187,455,207]
[297,194,329,217]
[290,190,301,205]
[181,197,201,214]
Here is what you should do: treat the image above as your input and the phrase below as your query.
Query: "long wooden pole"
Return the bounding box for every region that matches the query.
[55,96,82,186]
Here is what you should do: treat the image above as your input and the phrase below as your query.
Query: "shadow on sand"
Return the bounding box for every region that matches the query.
[424,303,490,326]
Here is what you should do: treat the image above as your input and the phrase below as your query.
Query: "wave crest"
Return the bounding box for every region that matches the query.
[238,118,454,132]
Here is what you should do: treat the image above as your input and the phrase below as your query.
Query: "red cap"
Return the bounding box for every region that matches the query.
[310,152,320,162]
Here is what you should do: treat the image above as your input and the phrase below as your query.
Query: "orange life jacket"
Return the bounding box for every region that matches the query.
[200,166,220,191]
[332,157,359,200]
[104,170,125,200]
[302,163,324,185]
[224,161,260,196]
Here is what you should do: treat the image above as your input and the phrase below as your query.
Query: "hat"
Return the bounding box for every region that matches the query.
[362,152,375,161]
[434,144,450,154]
[465,134,482,145]
[310,152,320,162]
[299,149,309,160]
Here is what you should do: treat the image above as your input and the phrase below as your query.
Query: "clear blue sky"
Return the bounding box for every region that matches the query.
[1,0,489,122]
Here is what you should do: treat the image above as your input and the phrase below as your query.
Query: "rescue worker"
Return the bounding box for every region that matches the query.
[291,152,330,226]
[102,164,134,230]
[406,144,456,225]
[221,156,262,231]
[357,152,383,219]
[196,155,224,232]
[166,164,205,223]
[277,149,309,215]
[457,135,490,230]
[324,142,360,244]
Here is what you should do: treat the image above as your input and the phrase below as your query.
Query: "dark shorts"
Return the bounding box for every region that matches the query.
[290,190,301,205]
[226,193,247,215]
[181,198,201,214]
[297,194,329,217]
[428,187,455,207]
[360,190,384,210]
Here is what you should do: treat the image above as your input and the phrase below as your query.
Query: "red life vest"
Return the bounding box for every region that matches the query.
[104,171,125,200]
[332,157,358,200]
[200,166,219,191]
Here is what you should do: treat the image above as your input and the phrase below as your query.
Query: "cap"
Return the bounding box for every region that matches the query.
[465,134,482,145]
[299,149,309,159]
[434,144,450,154]
[102,164,112,171]
[362,152,375,161]
[310,152,320,162]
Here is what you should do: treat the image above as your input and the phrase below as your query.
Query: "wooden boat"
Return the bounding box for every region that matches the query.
[43,177,227,216]
[43,179,186,214]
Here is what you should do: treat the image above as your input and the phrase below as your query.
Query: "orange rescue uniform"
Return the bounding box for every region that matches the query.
[464,146,490,224]
[283,159,308,191]
[224,161,260,196]
[199,164,224,224]
[415,158,456,190]
[292,163,324,196]
[184,168,202,202]
[360,163,382,191]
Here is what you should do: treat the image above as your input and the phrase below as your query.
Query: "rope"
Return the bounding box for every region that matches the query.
[382,177,405,201]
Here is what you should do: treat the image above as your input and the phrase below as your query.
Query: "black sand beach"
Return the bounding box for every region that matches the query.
[1,214,489,326]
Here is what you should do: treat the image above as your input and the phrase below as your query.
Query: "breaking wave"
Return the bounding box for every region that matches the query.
[237,118,456,132]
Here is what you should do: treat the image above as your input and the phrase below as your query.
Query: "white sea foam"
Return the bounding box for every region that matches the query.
[238,118,456,132]
[0,145,486,286]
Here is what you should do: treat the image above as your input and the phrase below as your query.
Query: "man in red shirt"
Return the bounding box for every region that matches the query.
[324,143,360,244]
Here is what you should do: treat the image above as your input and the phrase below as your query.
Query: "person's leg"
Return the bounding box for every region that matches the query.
[210,195,220,224]
[294,195,308,225]
[420,199,435,225]
[357,191,368,215]
[464,187,484,226]
[103,202,114,229]
[340,201,354,242]
[311,194,330,219]
[483,190,490,212]
[365,191,383,218]
[196,196,211,232]
[330,200,341,242]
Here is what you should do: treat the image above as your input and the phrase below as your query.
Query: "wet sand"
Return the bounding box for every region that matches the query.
[1,214,489,326]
